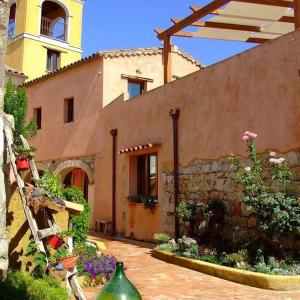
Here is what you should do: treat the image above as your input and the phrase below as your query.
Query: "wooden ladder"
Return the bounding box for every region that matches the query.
[4,130,86,300]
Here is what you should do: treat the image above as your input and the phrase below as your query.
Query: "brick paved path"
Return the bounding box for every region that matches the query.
[84,237,300,300]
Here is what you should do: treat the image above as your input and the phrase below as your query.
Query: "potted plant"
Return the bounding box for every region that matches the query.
[48,235,64,250]
[127,195,158,210]
[50,246,79,270]
[15,145,36,171]
[47,230,73,250]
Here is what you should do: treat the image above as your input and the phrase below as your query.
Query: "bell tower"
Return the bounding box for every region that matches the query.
[6,0,84,81]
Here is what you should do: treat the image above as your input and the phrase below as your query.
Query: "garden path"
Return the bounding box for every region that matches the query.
[84,235,300,300]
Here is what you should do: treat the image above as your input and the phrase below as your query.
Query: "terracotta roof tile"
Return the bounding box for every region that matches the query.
[23,47,203,87]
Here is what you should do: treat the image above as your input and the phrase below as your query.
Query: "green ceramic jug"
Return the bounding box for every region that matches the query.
[97,262,142,300]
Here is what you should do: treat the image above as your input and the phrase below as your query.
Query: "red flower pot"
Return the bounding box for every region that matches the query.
[48,235,63,250]
[59,255,79,269]
[16,158,30,171]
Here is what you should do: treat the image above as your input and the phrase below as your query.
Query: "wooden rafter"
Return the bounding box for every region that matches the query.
[157,0,230,40]
[171,18,262,32]
[165,30,271,43]
[234,0,293,7]
[156,0,298,84]
[190,5,294,24]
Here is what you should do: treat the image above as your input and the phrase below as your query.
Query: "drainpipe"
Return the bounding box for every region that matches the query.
[110,128,118,236]
[169,108,180,240]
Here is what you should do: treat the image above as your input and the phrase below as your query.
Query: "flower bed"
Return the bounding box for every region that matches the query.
[75,242,117,287]
[153,249,300,291]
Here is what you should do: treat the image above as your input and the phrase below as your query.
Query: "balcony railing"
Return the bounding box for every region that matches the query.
[8,20,15,38]
[40,17,67,41]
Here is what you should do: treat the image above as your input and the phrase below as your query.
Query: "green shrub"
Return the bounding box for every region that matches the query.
[229,131,300,239]
[64,187,90,244]
[153,233,171,245]
[4,79,37,140]
[223,250,249,267]
[200,254,223,264]
[175,236,199,258]
[0,271,68,300]
[156,240,179,253]
[176,201,197,221]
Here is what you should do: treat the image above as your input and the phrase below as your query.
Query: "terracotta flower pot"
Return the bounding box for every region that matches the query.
[48,235,63,250]
[59,255,79,269]
[16,158,30,171]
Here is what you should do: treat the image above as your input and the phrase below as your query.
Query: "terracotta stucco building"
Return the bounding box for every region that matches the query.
[25,29,300,243]
[24,46,202,240]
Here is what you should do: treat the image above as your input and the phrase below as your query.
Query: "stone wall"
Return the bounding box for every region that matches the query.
[162,150,300,251]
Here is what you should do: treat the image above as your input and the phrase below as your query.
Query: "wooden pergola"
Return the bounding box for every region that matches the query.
[155,0,300,83]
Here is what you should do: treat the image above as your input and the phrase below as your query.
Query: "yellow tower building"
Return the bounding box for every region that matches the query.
[6,0,84,81]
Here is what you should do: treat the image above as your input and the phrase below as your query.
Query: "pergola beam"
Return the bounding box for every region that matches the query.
[191,5,294,24]
[234,0,293,7]
[157,0,230,40]
[294,0,300,29]
[171,18,262,32]
[170,30,271,43]
[156,0,296,84]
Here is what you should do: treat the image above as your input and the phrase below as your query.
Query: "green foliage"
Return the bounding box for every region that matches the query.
[176,201,197,221]
[74,242,97,274]
[15,145,36,159]
[223,250,249,267]
[50,246,69,264]
[24,241,38,257]
[24,241,47,277]
[153,233,171,245]
[0,271,68,300]
[4,79,37,139]
[127,195,158,209]
[202,199,226,214]
[64,187,90,244]
[200,254,223,264]
[155,240,179,253]
[175,236,199,258]
[34,172,65,199]
[229,134,300,238]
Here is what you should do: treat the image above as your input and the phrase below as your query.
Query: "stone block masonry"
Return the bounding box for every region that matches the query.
[162,150,300,250]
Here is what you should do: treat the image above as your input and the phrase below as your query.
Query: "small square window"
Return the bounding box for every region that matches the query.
[34,108,42,130]
[46,49,60,72]
[64,98,74,123]
[128,80,145,99]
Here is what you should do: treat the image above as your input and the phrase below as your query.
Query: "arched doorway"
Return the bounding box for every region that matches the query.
[63,168,89,200]
[53,160,95,228]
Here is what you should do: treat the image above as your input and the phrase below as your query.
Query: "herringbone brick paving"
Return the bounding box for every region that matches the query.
[84,236,300,300]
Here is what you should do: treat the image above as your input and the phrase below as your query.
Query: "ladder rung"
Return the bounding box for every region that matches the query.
[37,226,61,240]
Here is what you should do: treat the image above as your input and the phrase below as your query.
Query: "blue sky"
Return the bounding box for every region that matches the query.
[82,0,256,66]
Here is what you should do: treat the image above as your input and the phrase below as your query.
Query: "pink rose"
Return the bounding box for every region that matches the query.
[269,151,276,157]
[244,167,251,172]
[242,135,249,141]
[248,132,257,139]
[244,131,250,135]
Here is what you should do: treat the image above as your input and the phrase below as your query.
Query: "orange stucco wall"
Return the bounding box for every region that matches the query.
[26,31,300,241]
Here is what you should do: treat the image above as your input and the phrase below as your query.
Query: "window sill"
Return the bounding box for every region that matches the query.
[127,200,159,205]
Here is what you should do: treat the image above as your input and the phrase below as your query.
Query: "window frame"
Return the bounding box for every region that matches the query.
[136,152,158,199]
[46,49,60,72]
[127,79,146,99]
[34,107,42,130]
[8,3,16,39]
[64,97,74,123]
